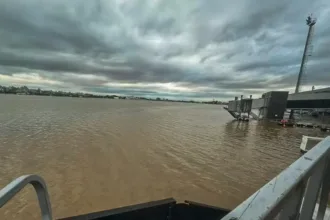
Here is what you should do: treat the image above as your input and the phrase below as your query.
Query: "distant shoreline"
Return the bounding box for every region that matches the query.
[0,85,227,105]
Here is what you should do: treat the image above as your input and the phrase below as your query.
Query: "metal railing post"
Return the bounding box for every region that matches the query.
[316,158,330,220]
[0,175,52,220]
[278,181,306,220]
[299,159,326,220]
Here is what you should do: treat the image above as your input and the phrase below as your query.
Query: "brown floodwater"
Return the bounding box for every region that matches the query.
[0,94,327,219]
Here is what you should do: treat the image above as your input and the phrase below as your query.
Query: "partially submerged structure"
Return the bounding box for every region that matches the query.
[225,91,288,120]
[224,95,253,120]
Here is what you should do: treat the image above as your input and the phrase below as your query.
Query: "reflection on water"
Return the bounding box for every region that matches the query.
[0,95,327,219]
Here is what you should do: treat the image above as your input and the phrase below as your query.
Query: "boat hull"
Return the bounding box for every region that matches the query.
[58,198,230,220]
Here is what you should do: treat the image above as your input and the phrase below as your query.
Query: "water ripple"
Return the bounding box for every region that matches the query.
[0,95,327,220]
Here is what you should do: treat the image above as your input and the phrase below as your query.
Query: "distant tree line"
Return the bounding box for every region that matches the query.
[0,85,124,99]
[0,85,227,105]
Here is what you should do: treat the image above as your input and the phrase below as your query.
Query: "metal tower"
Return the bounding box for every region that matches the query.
[295,14,317,93]
[289,15,316,120]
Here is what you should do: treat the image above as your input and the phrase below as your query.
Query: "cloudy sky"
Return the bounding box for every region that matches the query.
[0,0,329,100]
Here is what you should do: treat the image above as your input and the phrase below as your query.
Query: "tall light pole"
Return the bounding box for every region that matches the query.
[294,14,317,93]
[290,14,316,119]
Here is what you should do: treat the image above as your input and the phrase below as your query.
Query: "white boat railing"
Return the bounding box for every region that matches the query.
[0,175,52,220]
[221,136,330,220]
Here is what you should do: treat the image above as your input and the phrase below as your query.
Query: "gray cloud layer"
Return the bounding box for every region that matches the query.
[0,0,329,100]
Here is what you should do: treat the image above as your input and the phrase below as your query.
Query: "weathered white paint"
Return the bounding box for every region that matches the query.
[221,136,330,220]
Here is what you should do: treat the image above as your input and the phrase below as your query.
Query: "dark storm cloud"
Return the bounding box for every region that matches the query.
[234,57,300,72]
[0,0,329,99]
[214,3,287,43]
[0,2,114,54]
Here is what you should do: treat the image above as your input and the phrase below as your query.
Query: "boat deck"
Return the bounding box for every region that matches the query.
[58,198,230,220]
